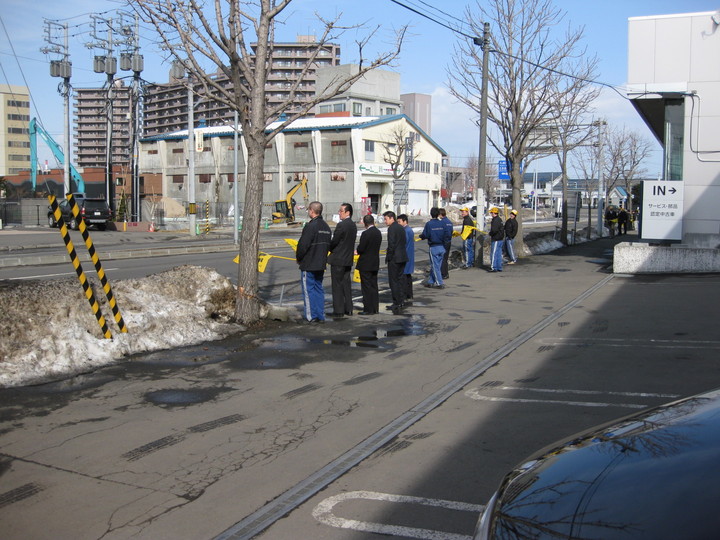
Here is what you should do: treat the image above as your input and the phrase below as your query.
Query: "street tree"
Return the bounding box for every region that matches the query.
[548,66,600,244]
[382,124,417,212]
[603,126,654,210]
[133,0,406,324]
[448,0,595,251]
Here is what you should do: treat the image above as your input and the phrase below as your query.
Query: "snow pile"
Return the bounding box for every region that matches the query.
[0,266,244,388]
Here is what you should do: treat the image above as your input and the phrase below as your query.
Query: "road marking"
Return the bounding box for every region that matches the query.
[538,337,720,349]
[465,388,647,409]
[312,490,483,540]
[6,268,120,280]
[496,386,679,399]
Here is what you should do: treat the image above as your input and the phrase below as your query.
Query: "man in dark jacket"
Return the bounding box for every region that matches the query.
[460,206,476,268]
[296,201,332,322]
[419,207,447,288]
[356,214,382,315]
[327,203,357,317]
[397,214,415,304]
[383,211,408,313]
[489,207,504,272]
[438,208,454,279]
[504,209,518,264]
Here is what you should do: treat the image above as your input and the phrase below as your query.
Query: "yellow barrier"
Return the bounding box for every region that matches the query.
[48,195,112,339]
[66,194,128,334]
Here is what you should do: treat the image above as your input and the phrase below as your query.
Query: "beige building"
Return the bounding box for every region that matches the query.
[73,81,132,168]
[314,65,402,117]
[139,115,446,218]
[0,84,31,176]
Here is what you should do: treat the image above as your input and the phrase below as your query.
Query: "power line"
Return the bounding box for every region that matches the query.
[389,0,630,99]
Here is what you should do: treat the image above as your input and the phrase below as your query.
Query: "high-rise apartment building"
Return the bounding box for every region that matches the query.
[73,80,133,168]
[0,84,31,176]
[143,35,340,137]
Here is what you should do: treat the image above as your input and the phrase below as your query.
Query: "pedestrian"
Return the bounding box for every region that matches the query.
[327,202,357,318]
[605,206,618,238]
[489,207,504,272]
[383,211,409,314]
[459,206,475,268]
[617,206,629,235]
[296,201,332,323]
[438,208,453,279]
[397,213,415,304]
[355,214,382,315]
[504,209,518,264]
[419,207,446,288]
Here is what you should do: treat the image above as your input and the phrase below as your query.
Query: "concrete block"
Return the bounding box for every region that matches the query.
[614,242,720,274]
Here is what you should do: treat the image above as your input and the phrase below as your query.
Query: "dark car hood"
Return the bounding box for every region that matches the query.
[489,389,720,539]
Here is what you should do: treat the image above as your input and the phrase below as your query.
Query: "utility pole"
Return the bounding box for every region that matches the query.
[41,20,72,196]
[87,14,123,211]
[595,120,606,237]
[118,12,144,222]
[474,22,491,265]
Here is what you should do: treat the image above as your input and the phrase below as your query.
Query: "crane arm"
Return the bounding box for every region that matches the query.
[29,118,85,192]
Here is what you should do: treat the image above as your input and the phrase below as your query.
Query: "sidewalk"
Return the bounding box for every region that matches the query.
[1,232,719,539]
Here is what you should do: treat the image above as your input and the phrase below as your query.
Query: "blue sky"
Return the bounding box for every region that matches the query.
[1,0,717,176]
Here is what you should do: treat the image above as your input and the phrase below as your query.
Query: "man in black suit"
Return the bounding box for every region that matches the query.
[383,210,408,314]
[355,214,382,315]
[327,203,358,318]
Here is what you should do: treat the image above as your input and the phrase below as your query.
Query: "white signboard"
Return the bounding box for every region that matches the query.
[641,180,683,241]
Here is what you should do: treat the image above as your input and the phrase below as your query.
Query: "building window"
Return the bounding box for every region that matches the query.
[331,172,346,181]
[352,103,362,116]
[365,140,375,160]
[147,149,158,155]
[172,175,184,183]
[665,98,684,180]
[319,104,332,114]
[199,174,212,183]
[172,148,184,154]
[385,107,396,115]
[365,107,372,116]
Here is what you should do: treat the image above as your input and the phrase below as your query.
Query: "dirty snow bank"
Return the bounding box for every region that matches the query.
[0,266,250,388]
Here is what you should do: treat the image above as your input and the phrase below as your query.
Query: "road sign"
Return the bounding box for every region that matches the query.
[641,180,683,241]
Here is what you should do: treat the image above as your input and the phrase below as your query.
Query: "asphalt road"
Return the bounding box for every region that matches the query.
[2,230,718,540]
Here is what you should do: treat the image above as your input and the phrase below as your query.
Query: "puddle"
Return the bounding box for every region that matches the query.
[133,346,228,367]
[144,387,230,407]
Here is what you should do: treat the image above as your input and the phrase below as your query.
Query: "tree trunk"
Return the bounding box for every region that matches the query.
[511,167,524,253]
[235,137,265,325]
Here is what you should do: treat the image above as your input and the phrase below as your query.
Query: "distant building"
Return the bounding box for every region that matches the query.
[139,115,446,218]
[73,81,132,168]
[0,84,31,176]
[401,93,431,135]
[314,65,402,117]
[143,35,341,137]
[628,10,720,247]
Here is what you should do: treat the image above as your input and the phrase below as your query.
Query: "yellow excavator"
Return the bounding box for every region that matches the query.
[272,175,309,223]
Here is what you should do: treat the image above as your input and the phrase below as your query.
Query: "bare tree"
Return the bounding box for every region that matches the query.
[133,0,406,324]
[571,141,601,239]
[549,63,601,244]
[382,124,417,211]
[448,0,595,250]
[603,127,654,211]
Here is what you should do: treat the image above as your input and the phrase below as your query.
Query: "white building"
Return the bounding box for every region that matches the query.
[139,115,446,219]
[628,10,720,248]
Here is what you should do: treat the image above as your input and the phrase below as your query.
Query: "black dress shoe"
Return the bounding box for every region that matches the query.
[357,311,376,315]
[385,304,399,310]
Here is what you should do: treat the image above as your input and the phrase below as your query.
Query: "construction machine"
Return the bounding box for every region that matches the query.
[29,118,85,193]
[272,175,309,223]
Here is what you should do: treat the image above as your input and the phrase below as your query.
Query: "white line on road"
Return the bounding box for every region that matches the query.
[312,490,483,540]
[464,388,648,409]
[539,337,720,349]
[6,268,120,280]
[497,386,680,398]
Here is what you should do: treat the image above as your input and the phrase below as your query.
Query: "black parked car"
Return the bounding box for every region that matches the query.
[475,387,720,539]
[48,197,113,230]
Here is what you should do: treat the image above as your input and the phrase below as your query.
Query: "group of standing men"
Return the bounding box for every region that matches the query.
[295,201,416,323]
[295,201,521,323]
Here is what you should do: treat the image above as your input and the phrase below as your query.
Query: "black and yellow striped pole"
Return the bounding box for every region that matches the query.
[48,195,112,339]
[66,194,128,334]
[205,199,210,235]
